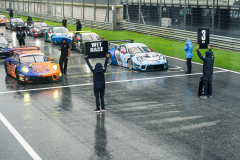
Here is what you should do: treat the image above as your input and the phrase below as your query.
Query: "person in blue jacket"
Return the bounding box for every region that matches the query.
[184,39,193,74]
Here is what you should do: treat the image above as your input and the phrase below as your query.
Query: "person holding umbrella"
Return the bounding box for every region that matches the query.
[9,10,13,18]
[58,38,70,74]
[16,27,26,47]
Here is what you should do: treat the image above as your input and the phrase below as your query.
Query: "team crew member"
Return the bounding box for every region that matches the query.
[62,17,67,28]
[84,54,109,113]
[16,27,26,47]
[59,38,70,74]
[196,45,214,98]
[184,39,193,74]
[9,10,13,18]
[76,19,82,31]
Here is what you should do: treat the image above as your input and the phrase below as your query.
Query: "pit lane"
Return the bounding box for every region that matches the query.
[0,26,240,160]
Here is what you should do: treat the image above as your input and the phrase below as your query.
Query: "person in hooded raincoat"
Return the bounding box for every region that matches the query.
[184,39,193,74]
[58,38,70,74]
[196,45,214,98]
[84,54,109,113]
[16,27,26,47]
[76,19,82,31]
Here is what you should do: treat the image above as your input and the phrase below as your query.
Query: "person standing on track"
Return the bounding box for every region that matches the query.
[16,27,26,47]
[62,17,67,28]
[76,19,82,31]
[84,54,109,113]
[196,45,214,99]
[9,10,13,18]
[27,16,33,26]
[184,39,193,74]
[58,38,70,74]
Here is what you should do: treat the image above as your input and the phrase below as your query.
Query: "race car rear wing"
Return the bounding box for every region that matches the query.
[108,40,134,44]
[0,46,40,52]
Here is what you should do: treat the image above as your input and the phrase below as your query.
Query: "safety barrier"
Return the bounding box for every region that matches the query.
[121,22,240,52]
[0,9,114,31]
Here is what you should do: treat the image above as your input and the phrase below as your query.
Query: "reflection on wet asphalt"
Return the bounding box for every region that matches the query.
[1,27,240,160]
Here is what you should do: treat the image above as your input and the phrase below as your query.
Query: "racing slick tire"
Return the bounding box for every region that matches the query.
[164,60,168,70]
[108,54,112,65]
[4,62,9,75]
[15,69,21,83]
[128,59,133,70]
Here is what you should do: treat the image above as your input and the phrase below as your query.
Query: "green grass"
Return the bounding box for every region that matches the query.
[2,12,240,72]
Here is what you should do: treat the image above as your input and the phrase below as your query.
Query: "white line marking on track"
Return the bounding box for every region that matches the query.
[0,71,226,94]
[0,113,42,160]
[165,55,240,74]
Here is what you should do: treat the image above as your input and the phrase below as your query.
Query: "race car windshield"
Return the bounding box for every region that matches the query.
[128,46,143,54]
[0,15,5,18]
[140,46,151,52]
[53,28,69,33]
[20,55,48,63]
[0,37,8,43]
[35,23,47,27]
[82,34,101,41]
[11,18,23,23]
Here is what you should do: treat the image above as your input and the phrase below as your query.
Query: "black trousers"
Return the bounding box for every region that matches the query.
[203,76,213,96]
[18,39,25,46]
[94,88,105,110]
[186,58,192,73]
[59,58,68,73]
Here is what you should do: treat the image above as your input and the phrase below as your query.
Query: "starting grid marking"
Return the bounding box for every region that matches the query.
[0,113,42,160]
[0,70,227,94]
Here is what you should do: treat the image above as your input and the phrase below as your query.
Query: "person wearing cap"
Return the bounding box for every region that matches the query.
[58,38,70,74]
[84,54,109,113]
[196,45,214,98]
[16,27,26,47]
[76,19,82,31]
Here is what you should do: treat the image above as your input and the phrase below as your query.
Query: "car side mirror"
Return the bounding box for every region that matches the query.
[49,57,54,61]
[102,37,104,39]
[48,31,51,33]
[151,49,154,51]
[8,40,12,43]
[76,38,80,40]
[121,50,126,54]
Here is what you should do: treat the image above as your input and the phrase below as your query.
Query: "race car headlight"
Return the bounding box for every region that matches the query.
[52,65,58,70]
[22,67,29,73]
[136,56,143,62]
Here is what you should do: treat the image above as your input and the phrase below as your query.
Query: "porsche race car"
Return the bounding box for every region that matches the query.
[0,14,8,26]
[4,47,62,83]
[69,31,104,54]
[43,27,73,45]
[27,21,50,37]
[108,42,168,71]
[5,17,26,30]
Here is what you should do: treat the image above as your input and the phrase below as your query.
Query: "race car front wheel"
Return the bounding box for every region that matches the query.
[4,62,9,75]
[128,59,133,70]
[15,69,20,83]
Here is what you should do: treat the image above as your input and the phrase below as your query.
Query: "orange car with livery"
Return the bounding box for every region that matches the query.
[0,14,8,26]
[4,47,62,83]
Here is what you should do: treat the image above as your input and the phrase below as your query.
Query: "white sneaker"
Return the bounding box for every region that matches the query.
[200,96,207,99]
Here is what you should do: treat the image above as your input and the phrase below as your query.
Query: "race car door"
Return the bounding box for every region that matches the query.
[8,54,19,77]
[119,45,128,67]
[47,28,52,41]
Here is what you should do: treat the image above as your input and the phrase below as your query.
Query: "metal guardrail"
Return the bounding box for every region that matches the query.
[121,22,240,52]
[0,9,114,31]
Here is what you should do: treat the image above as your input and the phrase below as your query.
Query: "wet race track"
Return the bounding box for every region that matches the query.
[0,27,240,160]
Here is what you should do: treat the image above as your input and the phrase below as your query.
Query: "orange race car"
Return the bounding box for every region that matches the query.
[0,14,8,26]
[4,47,62,83]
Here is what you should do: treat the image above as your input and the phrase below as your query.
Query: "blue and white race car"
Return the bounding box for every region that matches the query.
[108,43,168,71]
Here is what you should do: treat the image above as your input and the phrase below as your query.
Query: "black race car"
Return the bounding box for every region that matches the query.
[69,31,104,54]
[0,33,13,58]
[5,17,26,30]
[27,21,50,37]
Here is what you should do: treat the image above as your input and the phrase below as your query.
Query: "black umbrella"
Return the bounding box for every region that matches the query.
[6,8,13,11]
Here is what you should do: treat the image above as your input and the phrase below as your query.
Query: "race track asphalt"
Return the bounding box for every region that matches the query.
[0,26,240,160]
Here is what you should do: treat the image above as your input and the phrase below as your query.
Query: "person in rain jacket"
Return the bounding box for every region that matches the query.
[9,10,13,18]
[196,45,214,98]
[76,19,82,31]
[184,39,193,74]
[84,54,109,113]
[16,27,26,47]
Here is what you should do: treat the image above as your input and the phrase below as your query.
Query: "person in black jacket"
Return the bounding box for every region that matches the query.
[16,27,26,47]
[58,38,70,74]
[84,54,109,113]
[9,10,13,18]
[27,16,33,26]
[76,19,82,31]
[196,45,214,98]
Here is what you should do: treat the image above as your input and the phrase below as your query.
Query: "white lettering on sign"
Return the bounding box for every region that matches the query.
[90,42,104,53]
